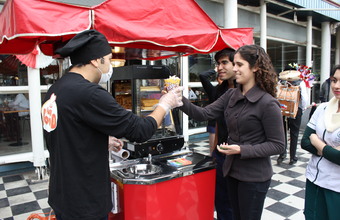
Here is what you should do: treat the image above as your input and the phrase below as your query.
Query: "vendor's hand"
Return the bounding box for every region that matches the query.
[216,143,241,155]
[158,86,183,113]
[310,134,325,156]
[108,136,123,152]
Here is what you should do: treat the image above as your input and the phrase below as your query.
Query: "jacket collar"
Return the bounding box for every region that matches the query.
[229,85,266,107]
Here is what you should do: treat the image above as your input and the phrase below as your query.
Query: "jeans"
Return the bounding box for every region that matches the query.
[226,176,271,220]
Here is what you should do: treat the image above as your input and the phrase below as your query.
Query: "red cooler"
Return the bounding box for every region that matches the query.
[109,151,216,220]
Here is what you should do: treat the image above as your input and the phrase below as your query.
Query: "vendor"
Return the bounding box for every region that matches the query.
[41,30,183,220]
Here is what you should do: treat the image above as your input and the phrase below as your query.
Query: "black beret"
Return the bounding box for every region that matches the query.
[56,30,112,64]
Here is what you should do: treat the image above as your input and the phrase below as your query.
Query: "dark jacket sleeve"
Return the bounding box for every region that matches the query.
[323,146,340,166]
[301,126,319,155]
[85,88,158,143]
[199,69,217,103]
[301,126,340,165]
[180,93,227,122]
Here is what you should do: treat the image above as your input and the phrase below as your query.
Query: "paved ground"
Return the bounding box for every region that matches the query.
[0,129,309,220]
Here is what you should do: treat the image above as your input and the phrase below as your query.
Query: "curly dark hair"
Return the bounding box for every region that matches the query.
[235,45,278,97]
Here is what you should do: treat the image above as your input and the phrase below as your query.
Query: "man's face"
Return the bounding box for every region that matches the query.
[216,56,235,81]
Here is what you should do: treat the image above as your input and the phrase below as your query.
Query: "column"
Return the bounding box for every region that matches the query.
[336,27,340,64]
[27,67,46,171]
[297,46,303,64]
[306,17,313,105]
[224,0,238,28]
[306,16,313,67]
[281,44,285,71]
[260,0,267,51]
[321,22,331,85]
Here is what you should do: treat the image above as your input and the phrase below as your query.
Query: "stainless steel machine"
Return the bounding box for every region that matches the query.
[111,65,184,158]
[109,65,216,220]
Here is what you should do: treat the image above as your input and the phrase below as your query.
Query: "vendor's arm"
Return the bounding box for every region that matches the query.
[148,86,183,127]
[85,87,182,143]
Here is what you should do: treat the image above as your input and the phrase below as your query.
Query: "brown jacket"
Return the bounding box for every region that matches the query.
[180,85,285,182]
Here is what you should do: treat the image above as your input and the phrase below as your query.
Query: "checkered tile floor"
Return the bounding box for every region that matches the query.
[0,131,308,220]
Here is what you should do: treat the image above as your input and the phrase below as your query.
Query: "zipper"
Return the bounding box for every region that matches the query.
[311,129,327,183]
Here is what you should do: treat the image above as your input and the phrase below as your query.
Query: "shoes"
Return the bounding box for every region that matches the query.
[289,158,298,165]
[277,156,286,165]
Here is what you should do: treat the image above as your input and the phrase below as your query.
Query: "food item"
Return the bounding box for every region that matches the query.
[141,98,159,110]
[164,75,181,91]
[218,145,228,150]
[140,86,160,91]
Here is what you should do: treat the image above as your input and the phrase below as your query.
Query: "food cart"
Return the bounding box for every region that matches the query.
[0,0,253,218]
[109,149,216,220]
[0,0,253,174]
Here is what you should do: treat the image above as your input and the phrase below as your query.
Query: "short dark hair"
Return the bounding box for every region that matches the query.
[284,65,296,71]
[214,48,235,63]
[330,64,340,77]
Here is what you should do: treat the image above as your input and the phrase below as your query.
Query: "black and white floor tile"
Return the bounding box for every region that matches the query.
[0,173,51,220]
[0,130,308,220]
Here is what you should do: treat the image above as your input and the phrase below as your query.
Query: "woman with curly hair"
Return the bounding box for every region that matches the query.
[178,44,285,220]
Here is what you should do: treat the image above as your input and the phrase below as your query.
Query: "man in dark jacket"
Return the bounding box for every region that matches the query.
[199,48,235,220]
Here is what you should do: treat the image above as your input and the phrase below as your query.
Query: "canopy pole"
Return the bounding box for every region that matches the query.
[28,67,47,180]
[179,54,189,144]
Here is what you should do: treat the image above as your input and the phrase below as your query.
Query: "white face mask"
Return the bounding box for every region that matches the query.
[98,64,113,84]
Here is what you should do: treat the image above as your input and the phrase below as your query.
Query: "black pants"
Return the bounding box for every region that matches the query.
[280,107,303,160]
[213,150,233,220]
[227,176,271,220]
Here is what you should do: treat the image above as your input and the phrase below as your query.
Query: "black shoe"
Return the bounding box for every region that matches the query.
[277,156,285,165]
[289,158,298,165]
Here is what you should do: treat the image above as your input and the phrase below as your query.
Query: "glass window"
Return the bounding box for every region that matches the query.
[189,54,214,82]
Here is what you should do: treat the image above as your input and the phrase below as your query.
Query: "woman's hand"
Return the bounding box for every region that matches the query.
[108,136,124,152]
[310,134,326,156]
[216,143,241,155]
[335,146,340,151]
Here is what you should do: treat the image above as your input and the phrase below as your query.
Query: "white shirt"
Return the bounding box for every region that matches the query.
[305,102,340,193]
[8,94,29,116]
[298,80,309,110]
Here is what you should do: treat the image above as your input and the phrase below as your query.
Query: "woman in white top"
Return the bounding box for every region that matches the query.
[301,64,340,220]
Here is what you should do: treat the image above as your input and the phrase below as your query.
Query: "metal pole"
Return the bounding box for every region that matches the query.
[27,67,47,178]
[180,55,189,143]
